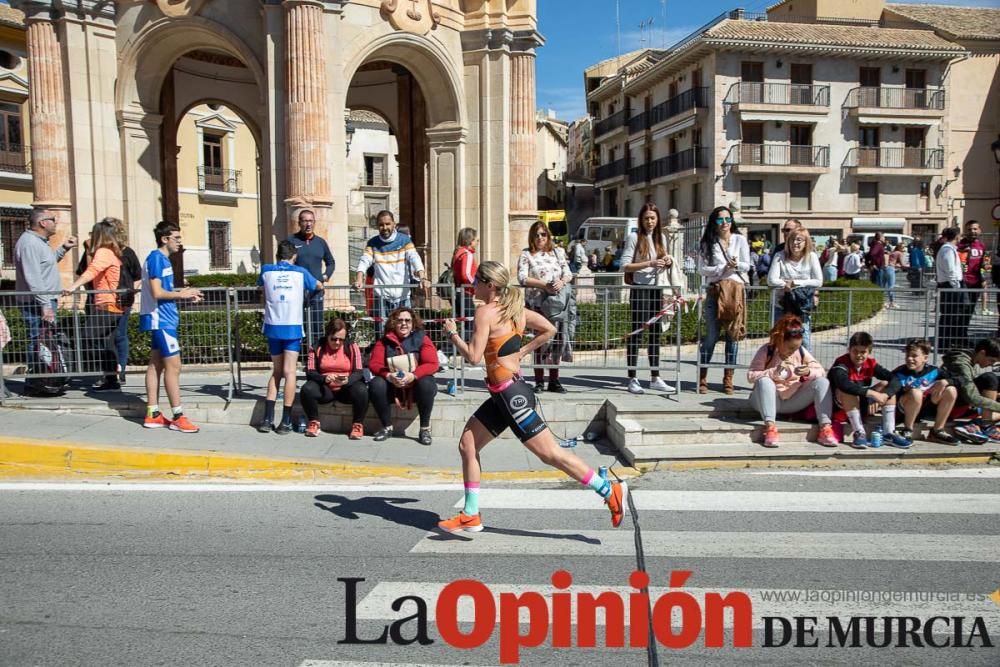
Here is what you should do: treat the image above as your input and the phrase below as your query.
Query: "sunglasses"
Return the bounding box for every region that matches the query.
[328,335,346,343]
[782,228,796,234]
[786,329,804,338]
[715,217,732,225]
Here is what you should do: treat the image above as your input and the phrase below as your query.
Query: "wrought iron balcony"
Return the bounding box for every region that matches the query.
[736,82,830,107]
[649,87,709,126]
[725,143,829,169]
[0,142,30,174]
[844,146,944,171]
[628,162,649,185]
[649,147,710,180]
[595,157,628,182]
[198,166,242,194]
[628,111,648,135]
[594,109,627,139]
[844,87,945,111]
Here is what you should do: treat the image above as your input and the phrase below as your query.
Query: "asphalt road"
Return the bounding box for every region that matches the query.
[1,467,999,667]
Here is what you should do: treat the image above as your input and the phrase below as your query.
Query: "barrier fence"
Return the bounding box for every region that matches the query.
[1,281,998,402]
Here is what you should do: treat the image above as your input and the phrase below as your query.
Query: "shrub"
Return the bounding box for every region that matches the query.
[186,273,259,288]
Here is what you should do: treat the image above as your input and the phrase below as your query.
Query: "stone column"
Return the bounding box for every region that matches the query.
[508,44,538,267]
[25,13,74,284]
[283,0,333,238]
[426,124,467,279]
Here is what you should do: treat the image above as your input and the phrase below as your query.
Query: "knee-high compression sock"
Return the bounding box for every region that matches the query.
[463,482,480,516]
[882,404,896,433]
[582,469,611,499]
[846,408,864,435]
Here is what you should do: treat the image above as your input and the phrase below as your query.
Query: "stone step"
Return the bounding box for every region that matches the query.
[625,441,1000,465]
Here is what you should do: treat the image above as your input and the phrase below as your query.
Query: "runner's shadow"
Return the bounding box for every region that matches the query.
[424,526,601,544]
[314,494,439,532]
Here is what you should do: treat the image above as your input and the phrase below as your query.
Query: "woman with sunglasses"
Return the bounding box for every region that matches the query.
[438,261,627,534]
[517,220,572,393]
[299,318,369,440]
[747,314,837,448]
[368,306,440,445]
[698,205,751,394]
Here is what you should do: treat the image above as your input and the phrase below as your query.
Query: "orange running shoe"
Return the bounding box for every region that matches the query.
[143,413,172,429]
[305,420,321,437]
[169,415,200,433]
[606,481,628,528]
[437,512,484,534]
[349,422,364,440]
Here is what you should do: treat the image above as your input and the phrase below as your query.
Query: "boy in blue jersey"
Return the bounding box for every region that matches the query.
[140,221,203,432]
[891,339,958,445]
[257,240,319,433]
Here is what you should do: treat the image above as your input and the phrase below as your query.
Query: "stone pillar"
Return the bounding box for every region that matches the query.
[25,13,74,283]
[426,124,467,279]
[508,44,539,267]
[283,0,333,239]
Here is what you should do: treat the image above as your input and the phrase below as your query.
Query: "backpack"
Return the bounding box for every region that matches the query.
[435,263,454,302]
[30,320,72,395]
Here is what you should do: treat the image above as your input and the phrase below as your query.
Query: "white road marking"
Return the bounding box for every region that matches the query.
[0,482,464,492]
[355,582,1000,629]
[752,468,1000,478]
[411,529,1000,562]
[301,663,495,667]
[462,489,1000,514]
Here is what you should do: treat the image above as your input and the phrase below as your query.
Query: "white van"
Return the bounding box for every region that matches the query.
[846,232,914,251]
[576,217,639,256]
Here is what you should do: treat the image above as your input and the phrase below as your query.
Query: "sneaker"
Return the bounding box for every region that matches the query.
[850,431,869,449]
[305,420,321,437]
[256,422,273,434]
[884,431,913,448]
[954,423,989,444]
[762,424,780,448]
[349,422,364,440]
[896,426,913,440]
[418,428,432,445]
[533,382,545,393]
[90,378,120,391]
[816,424,838,447]
[547,381,568,394]
[627,378,644,394]
[143,413,172,429]
[437,512,484,534]
[649,377,676,393]
[274,421,293,435]
[929,428,959,445]
[169,415,200,433]
[974,420,1000,443]
[373,426,393,442]
[606,481,628,528]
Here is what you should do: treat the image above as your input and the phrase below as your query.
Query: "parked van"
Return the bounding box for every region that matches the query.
[577,217,639,258]
[846,232,914,251]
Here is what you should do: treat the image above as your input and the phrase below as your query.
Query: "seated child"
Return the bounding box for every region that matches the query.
[890,339,958,445]
[939,338,1000,444]
[828,332,904,449]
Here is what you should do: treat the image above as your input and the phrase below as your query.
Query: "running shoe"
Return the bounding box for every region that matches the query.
[373,426,393,441]
[884,432,913,449]
[928,428,959,445]
[418,428,433,446]
[816,424,838,447]
[257,422,273,434]
[169,415,200,433]
[606,481,628,528]
[896,426,913,440]
[762,424,780,448]
[954,423,989,444]
[349,422,364,440]
[305,420,321,437]
[627,378,644,394]
[973,420,1000,443]
[850,431,869,449]
[143,413,172,429]
[649,377,676,393]
[274,421,293,435]
[437,512,484,534]
[547,381,568,394]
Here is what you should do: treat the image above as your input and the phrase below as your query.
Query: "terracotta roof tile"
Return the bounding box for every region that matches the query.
[0,3,25,28]
[705,18,963,52]
[886,4,1000,40]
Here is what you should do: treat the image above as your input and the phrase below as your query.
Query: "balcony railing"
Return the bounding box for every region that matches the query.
[649,147,710,179]
[737,82,830,107]
[594,109,628,139]
[844,147,944,170]
[649,87,709,126]
[628,162,649,185]
[0,142,30,174]
[198,166,242,194]
[844,87,945,111]
[628,111,648,135]
[726,143,830,168]
[595,158,628,182]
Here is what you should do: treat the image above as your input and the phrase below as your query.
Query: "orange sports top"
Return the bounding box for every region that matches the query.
[484,322,523,386]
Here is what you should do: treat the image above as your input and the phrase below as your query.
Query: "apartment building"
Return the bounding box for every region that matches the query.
[587,0,997,245]
[0,3,31,283]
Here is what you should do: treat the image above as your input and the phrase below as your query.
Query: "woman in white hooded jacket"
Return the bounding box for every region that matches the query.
[768,227,823,351]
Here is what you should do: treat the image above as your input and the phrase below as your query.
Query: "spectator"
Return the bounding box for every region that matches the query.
[368,306,440,445]
[300,318,369,440]
[286,210,332,347]
[843,243,864,280]
[14,210,77,395]
[568,229,588,274]
[698,205,750,395]
[768,227,822,351]
[64,220,123,390]
[884,242,903,309]
[940,337,1000,443]
[820,238,840,284]
[828,332,904,449]
[518,220,572,394]
[451,227,478,331]
[891,339,958,445]
[867,232,886,292]
[747,314,836,448]
[958,220,986,334]
[256,240,317,434]
[907,239,928,288]
[620,202,677,394]
[588,249,600,273]
[139,221,203,432]
[354,210,429,335]
[753,246,772,288]
[935,227,963,351]
[0,307,9,398]
[773,219,801,256]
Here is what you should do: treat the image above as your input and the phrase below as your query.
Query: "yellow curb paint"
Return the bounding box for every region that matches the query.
[0,437,637,483]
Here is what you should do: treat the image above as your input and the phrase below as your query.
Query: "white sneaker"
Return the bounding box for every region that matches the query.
[649,377,676,392]
[627,378,644,394]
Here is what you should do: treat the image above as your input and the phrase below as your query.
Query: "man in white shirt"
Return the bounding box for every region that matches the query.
[936,227,963,351]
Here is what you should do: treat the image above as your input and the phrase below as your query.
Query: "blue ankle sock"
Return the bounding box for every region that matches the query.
[463,483,480,515]
[583,470,611,498]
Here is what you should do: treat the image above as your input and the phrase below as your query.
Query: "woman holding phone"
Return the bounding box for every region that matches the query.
[746,314,837,448]
[299,318,369,440]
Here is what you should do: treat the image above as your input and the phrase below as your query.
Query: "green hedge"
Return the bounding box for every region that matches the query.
[186,273,259,287]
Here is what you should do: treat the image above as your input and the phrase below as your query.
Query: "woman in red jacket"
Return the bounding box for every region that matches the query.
[451,227,478,327]
[368,306,440,445]
[299,318,369,440]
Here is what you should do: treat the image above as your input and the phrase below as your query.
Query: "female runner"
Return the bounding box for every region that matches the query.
[438,261,626,533]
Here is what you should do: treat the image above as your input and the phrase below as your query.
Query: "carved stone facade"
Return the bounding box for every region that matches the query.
[11,0,541,283]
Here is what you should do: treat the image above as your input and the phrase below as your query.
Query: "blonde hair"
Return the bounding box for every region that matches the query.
[102,216,128,249]
[785,228,813,261]
[88,219,121,258]
[477,260,524,326]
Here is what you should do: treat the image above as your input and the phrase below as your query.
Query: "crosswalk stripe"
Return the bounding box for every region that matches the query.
[300,663,494,667]
[460,489,1000,514]
[355,582,1000,629]
[411,530,1000,562]
[753,469,1000,478]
